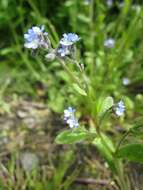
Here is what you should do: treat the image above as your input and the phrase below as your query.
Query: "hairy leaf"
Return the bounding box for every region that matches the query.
[55,129,88,144]
[72,83,87,96]
[98,96,114,117]
[116,144,143,163]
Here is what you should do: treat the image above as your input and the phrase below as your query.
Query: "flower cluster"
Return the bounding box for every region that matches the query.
[60,33,80,46]
[58,33,80,57]
[115,100,125,116]
[24,26,80,59]
[24,26,48,49]
[64,107,79,128]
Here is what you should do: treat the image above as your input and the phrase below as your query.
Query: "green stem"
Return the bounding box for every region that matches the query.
[115,130,130,154]
[57,58,83,89]
[88,0,95,79]
[94,118,130,190]
[114,129,131,190]
[94,118,114,155]
[115,159,130,190]
[66,58,89,92]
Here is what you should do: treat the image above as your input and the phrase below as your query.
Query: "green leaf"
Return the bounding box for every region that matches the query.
[98,96,114,117]
[129,118,143,133]
[55,129,88,144]
[72,83,87,96]
[124,120,143,137]
[77,14,90,23]
[130,124,143,136]
[92,134,117,173]
[116,144,143,163]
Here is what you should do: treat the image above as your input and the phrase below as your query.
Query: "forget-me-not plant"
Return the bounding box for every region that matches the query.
[25,23,134,190]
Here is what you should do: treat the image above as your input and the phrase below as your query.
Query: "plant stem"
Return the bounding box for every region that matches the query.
[115,130,130,154]
[57,58,83,89]
[90,0,96,77]
[66,57,89,92]
[115,159,130,190]
[95,119,130,190]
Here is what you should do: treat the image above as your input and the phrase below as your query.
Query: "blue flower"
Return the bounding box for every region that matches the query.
[57,45,70,57]
[106,0,113,7]
[84,0,91,5]
[60,33,80,46]
[24,25,48,49]
[122,78,130,86]
[57,33,80,57]
[115,101,125,116]
[104,38,115,48]
[64,107,79,128]
[119,2,124,8]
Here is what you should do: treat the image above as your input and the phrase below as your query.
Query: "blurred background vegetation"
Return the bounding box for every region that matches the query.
[0,0,143,189]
